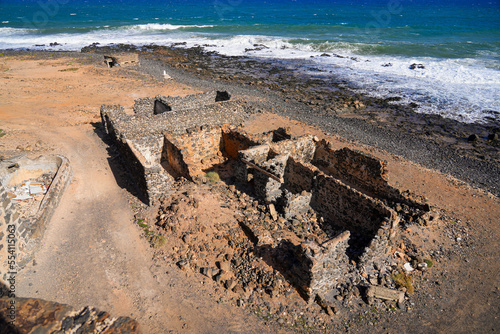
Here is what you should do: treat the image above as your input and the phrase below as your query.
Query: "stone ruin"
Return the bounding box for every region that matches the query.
[100,91,429,309]
[103,53,140,68]
[0,155,72,281]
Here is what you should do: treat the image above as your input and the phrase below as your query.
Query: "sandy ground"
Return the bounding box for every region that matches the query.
[1,53,499,333]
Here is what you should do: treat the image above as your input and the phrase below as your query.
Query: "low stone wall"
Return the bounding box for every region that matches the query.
[0,155,72,282]
[313,141,389,197]
[312,173,394,250]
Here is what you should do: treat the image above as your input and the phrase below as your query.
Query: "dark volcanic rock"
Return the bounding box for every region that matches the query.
[0,297,140,333]
[468,134,480,142]
[409,63,425,69]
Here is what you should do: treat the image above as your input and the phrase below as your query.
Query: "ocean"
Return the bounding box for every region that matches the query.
[1,0,499,124]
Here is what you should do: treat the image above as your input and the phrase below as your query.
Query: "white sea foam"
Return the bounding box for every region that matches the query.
[124,23,214,31]
[0,27,35,36]
[198,36,500,124]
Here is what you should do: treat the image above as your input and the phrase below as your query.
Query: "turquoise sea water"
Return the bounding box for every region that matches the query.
[1,0,499,123]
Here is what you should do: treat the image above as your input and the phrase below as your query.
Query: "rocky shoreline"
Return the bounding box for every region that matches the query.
[78,43,499,195]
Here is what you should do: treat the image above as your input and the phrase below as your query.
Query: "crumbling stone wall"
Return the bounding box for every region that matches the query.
[279,189,312,219]
[0,156,71,282]
[313,141,388,197]
[289,232,351,302]
[163,125,224,179]
[283,157,318,194]
[253,154,288,203]
[221,128,258,159]
[101,91,251,203]
[155,91,230,113]
[269,135,316,163]
[234,145,271,184]
[101,93,422,308]
[312,141,429,211]
[233,138,400,302]
[311,173,394,250]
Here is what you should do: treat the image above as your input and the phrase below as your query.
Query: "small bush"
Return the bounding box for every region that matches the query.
[151,235,166,249]
[205,171,220,183]
[424,259,434,268]
[0,129,5,138]
[392,272,414,294]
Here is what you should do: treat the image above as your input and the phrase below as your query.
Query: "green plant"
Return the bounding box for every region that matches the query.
[294,316,307,329]
[136,218,147,228]
[205,171,220,183]
[136,218,153,236]
[59,67,79,72]
[424,259,434,268]
[392,271,414,294]
[0,129,5,138]
[150,235,166,249]
[263,312,273,321]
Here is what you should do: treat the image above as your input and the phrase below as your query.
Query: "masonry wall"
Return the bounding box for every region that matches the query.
[162,139,191,179]
[289,231,351,302]
[270,136,316,163]
[311,173,393,250]
[279,189,312,219]
[235,145,271,184]
[0,156,71,282]
[253,155,288,203]
[283,157,318,194]
[221,128,257,159]
[313,142,389,198]
[163,125,225,179]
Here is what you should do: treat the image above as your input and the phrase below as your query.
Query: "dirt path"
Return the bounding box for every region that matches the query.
[16,125,269,333]
[1,55,278,333]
